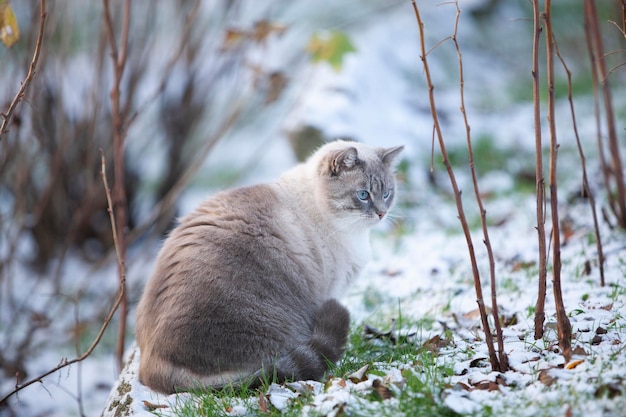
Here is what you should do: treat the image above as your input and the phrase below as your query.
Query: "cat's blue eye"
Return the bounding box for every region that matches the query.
[356,190,369,201]
[383,190,391,200]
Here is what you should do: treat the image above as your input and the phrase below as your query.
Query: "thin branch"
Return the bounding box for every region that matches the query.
[531,0,548,341]
[584,0,626,228]
[0,0,47,138]
[553,27,605,287]
[103,0,131,372]
[452,1,508,372]
[411,0,500,372]
[0,153,125,405]
[544,0,572,361]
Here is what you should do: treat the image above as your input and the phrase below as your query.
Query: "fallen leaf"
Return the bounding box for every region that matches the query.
[495,374,507,386]
[473,380,500,392]
[143,400,168,410]
[463,307,491,320]
[258,392,269,413]
[595,382,622,399]
[564,359,584,370]
[539,369,557,386]
[453,381,471,391]
[266,383,298,411]
[347,364,369,383]
[572,345,588,356]
[469,357,488,368]
[422,334,452,352]
[596,326,608,335]
[333,402,347,416]
[501,313,517,327]
[372,379,394,400]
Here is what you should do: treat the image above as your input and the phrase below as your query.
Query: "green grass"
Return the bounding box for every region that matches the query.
[156,313,460,417]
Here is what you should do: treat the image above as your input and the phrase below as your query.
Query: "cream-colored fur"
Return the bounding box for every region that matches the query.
[136,140,403,393]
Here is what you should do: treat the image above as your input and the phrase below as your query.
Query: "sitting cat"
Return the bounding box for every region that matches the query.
[135,140,403,394]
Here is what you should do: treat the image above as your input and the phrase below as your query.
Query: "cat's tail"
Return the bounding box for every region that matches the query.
[269,298,351,383]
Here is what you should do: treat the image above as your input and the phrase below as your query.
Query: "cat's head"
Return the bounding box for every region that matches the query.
[313,140,404,230]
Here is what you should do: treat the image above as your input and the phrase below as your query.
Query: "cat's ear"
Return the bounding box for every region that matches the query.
[330,147,359,176]
[379,145,404,167]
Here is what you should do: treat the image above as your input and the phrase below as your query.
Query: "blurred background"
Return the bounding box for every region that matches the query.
[0,0,624,415]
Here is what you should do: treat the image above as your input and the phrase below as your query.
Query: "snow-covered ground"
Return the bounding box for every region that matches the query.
[3,1,626,416]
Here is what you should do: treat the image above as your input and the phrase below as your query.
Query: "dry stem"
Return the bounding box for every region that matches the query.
[0,0,47,138]
[411,0,501,372]
[553,27,605,287]
[0,153,125,405]
[531,0,548,341]
[584,0,626,229]
[103,0,131,372]
[544,0,572,360]
[451,1,508,372]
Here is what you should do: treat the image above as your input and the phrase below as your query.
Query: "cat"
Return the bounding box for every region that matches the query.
[135,140,403,394]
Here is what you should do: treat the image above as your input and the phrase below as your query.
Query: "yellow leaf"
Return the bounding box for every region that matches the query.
[306,31,356,71]
[0,1,19,48]
[564,359,584,370]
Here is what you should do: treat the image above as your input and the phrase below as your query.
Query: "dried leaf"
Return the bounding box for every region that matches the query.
[347,364,369,383]
[0,0,20,48]
[258,392,269,413]
[472,380,500,392]
[422,334,452,352]
[495,374,507,386]
[372,379,394,400]
[539,369,557,386]
[453,381,471,391]
[252,20,287,44]
[221,28,247,51]
[266,383,298,411]
[501,313,517,327]
[572,345,588,356]
[564,359,584,370]
[595,382,622,399]
[596,326,608,334]
[265,71,288,104]
[469,357,488,368]
[142,400,168,411]
[463,307,492,320]
[363,321,415,346]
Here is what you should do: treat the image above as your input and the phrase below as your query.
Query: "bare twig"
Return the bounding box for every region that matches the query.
[544,0,572,361]
[553,27,605,287]
[102,0,131,372]
[411,0,501,372]
[531,0,548,341]
[584,0,626,229]
[0,154,125,405]
[451,1,508,372]
[0,0,47,138]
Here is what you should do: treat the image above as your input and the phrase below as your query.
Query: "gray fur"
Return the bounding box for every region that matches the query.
[135,140,403,394]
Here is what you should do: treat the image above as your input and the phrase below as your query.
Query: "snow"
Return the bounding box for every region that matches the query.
[3,0,626,416]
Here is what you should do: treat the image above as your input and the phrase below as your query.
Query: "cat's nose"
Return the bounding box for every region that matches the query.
[377,211,386,219]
